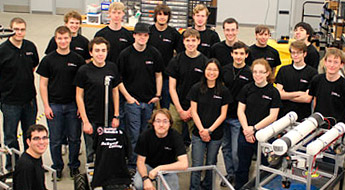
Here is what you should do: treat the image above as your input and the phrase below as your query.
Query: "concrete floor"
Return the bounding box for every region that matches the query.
[0,11,258,190]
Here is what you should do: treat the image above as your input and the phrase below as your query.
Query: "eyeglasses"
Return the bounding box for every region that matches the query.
[13,28,26,32]
[154,120,170,125]
[31,136,49,141]
[253,71,267,75]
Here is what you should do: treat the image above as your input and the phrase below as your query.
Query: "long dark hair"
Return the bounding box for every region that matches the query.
[200,58,223,95]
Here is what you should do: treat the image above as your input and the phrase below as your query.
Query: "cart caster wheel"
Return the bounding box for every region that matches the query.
[282,180,291,188]
[74,173,89,190]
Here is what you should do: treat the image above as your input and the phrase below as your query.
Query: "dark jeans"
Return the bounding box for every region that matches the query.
[118,94,126,131]
[221,118,241,177]
[0,99,37,171]
[125,102,154,167]
[84,123,97,163]
[235,133,268,189]
[160,78,171,109]
[47,102,81,170]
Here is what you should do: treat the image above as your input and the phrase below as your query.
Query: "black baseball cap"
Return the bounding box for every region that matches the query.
[134,22,150,34]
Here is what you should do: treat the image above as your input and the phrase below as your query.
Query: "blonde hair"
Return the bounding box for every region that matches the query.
[109,2,125,12]
[324,47,345,64]
[193,4,209,16]
[251,58,274,84]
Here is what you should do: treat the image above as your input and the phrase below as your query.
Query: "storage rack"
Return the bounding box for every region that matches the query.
[140,0,188,28]
[320,0,345,50]
[122,0,142,23]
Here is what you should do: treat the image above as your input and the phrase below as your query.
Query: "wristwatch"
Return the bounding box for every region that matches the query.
[113,115,120,119]
[252,126,258,133]
[142,175,150,182]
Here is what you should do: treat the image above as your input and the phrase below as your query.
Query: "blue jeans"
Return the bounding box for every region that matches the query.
[0,99,37,171]
[160,78,171,109]
[221,118,241,177]
[190,134,222,190]
[47,102,81,170]
[134,164,179,190]
[125,102,154,167]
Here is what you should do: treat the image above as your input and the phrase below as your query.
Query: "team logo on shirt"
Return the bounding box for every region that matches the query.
[26,52,33,55]
[75,47,84,51]
[239,75,249,81]
[67,63,77,67]
[163,38,171,43]
[300,79,308,83]
[331,91,341,97]
[119,38,128,42]
[194,68,203,73]
[101,140,123,149]
[213,95,222,99]
[262,95,272,100]
[164,146,172,150]
[266,57,274,61]
[97,127,104,135]
[104,128,123,134]
[145,61,154,65]
[201,43,210,47]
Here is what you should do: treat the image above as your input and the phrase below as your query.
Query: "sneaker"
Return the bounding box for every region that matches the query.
[52,170,62,181]
[62,145,68,156]
[128,168,136,177]
[220,175,234,187]
[70,168,80,178]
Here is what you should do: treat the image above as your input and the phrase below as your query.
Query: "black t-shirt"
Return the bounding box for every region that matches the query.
[0,39,39,105]
[13,152,46,190]
[74,61,121,125]
[135,128,186,169]
[305,44,320,69]
[222,64,253,118]
[275,64,317,120]
[165,52,208,110]
[187,83,232,140]
[91,127,131,187]
[36,51,85,104]
[249,44,281,68]
[309,74,345,122]
[94,26,134,63]
[148,25,181,69]
[210,40,253,66]
[238,82,282,126]
[117,45,164,103]
[45,34,91,60]
[179,28,220,58]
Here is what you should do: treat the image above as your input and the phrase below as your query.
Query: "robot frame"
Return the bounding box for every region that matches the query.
[247,112,345,190]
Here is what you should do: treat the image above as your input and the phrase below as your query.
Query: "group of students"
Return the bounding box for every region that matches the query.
[1,1,345,190]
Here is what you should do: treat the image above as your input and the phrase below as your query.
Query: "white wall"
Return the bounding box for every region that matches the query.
[2,0,29,6]
[217,0,323,29]
[56,1,83,9]
[30,0,53,12]
[217,0,278,26]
